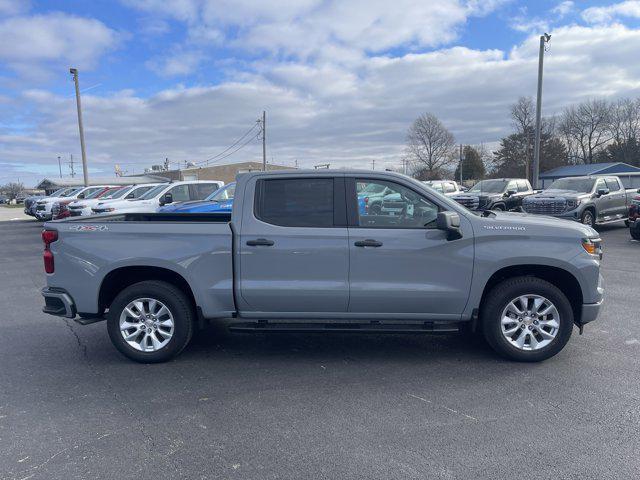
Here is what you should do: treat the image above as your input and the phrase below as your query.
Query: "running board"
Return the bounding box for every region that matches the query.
[228,321,460,334]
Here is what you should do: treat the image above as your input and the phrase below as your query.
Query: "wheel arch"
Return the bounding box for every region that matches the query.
[98,266,197,314]
[478,264,584,325]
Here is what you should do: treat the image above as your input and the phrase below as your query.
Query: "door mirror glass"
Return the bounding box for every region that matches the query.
[436,211,462,240]
[597,188,609,197]
[505,188,517,197]
[125,193,134,199]
[77,193,85,199]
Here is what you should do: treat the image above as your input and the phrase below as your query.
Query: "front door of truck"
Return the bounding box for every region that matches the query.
[238,176,349,315]
[346,178,474,318]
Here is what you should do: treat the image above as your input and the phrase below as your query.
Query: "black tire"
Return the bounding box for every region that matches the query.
[581,209,595,227]
[631,224,640,241]
[492,204,505,211]
[481,276,574,362]
[107,280,194,363]
[624,220,630,227]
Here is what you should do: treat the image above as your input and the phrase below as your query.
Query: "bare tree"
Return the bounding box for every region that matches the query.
[405,113,456,179]
[511,96,535,134]
[1,182,24,201]
[559,99,613,164]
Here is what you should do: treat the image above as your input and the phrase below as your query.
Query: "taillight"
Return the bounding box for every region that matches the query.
[364,197,369,204]
[42,229,58,273]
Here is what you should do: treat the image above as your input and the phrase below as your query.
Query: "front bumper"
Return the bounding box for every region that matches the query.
[41,287,76,318]
[580,300,603,325]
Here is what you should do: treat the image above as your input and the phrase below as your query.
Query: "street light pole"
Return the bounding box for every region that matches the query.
[532,33,551,190]
[57,156,62,178]
[70,68,89,187]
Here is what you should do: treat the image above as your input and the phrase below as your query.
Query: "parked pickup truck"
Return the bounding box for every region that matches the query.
[41,170,604,363]
[522,176,636,227]
[452,178,534,212]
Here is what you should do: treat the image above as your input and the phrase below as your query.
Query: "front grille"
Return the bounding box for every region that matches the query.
[522,199,567,215]
[69,210,83,216]
[51,204,60,217]
[36,204,45,211]
[453,196,480,210]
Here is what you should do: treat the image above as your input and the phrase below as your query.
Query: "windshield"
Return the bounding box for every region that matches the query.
[138,184,167,200]
[61,188,82,197]
[50,188,67,197]
[547,178,595,193]
[205,183,235,202]
[85,188,109,199]
[469,180,508,194]
[103,186,131,199]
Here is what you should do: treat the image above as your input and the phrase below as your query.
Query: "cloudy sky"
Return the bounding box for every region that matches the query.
[2,0,640,185]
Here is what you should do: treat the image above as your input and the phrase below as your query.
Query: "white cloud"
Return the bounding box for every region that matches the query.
[0,13,119,75]
[552,1,574,17]
[582,0,640,25]
[0,0,29,16]
[7,22,640,185]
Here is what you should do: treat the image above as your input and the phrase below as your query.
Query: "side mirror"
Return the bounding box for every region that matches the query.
[596,188,609,197]
[504,188,517,197]
[125,193,134,199]
[159,192,173,206]
[636,188,640,194]
[77,193,85,199]
[436,211,462,241]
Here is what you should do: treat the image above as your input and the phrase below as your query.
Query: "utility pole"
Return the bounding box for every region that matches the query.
[459,144,463,184]
[70,68,89,186]
[262,111,266,171]
[69,154,75,178]
[532,33,551,190]
[371,159,375,170]
[57,156,62,178]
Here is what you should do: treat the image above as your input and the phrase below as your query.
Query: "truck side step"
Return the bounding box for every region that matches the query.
[228,321,460,334]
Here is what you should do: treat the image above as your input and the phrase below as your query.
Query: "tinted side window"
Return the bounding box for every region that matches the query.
[191,183,219,200]
[507,181,518,192]
[256,178,334,227]
[605,178,621,191]
[168,185,190,202]
[595,178,607,192]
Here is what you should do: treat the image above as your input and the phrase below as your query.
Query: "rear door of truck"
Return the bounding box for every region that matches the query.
[236,174,349,316]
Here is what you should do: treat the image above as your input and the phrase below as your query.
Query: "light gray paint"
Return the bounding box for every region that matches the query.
[43,169,603,326]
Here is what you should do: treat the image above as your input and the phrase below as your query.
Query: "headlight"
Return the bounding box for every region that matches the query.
[566,199,582,211]
[581,237,602,260]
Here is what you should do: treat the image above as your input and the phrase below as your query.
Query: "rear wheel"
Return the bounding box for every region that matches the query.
[581,209,595,227]
[631,223,640,241]
[492,204,505,211]
[107,281,194,363]
[481,277,573,362]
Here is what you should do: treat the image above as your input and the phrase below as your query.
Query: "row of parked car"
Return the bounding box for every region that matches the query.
[356,175,640,240]
[24,180,235,221]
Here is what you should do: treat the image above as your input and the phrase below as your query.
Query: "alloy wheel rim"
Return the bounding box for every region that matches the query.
[582,212,593,225]
[119,298,175,352]
[500,294,560,351]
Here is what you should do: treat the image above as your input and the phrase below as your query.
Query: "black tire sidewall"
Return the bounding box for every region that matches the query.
[581,210,595,227]
[482,277,574,362]
[107,281,194,363]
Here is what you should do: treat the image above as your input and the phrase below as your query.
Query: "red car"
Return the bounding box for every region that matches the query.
[51,186,118,220]
[629,191,640,240]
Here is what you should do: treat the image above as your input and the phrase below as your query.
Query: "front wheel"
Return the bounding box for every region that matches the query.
[581,209,595,227]
[481,277,574,362]
[107,281,194,363]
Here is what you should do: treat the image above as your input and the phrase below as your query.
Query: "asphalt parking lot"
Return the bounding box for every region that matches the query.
[0,220,638,480]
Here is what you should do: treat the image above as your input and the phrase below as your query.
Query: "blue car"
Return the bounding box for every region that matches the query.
[158,182,236,213]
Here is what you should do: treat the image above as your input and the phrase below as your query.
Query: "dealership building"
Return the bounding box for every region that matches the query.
[539,162,640,189]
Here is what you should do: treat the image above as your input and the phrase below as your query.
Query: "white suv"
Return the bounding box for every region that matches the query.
[93,180,224,214]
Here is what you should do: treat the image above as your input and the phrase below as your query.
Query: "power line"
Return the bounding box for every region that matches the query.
[193,120,260,167]
[200,131,259,166]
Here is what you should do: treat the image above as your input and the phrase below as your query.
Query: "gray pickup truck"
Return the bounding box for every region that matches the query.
[522,175,634,227]
[41,170,604,363]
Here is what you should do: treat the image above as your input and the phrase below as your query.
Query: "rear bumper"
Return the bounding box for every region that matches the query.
[580,300,603,325]
[41,287,76,318]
